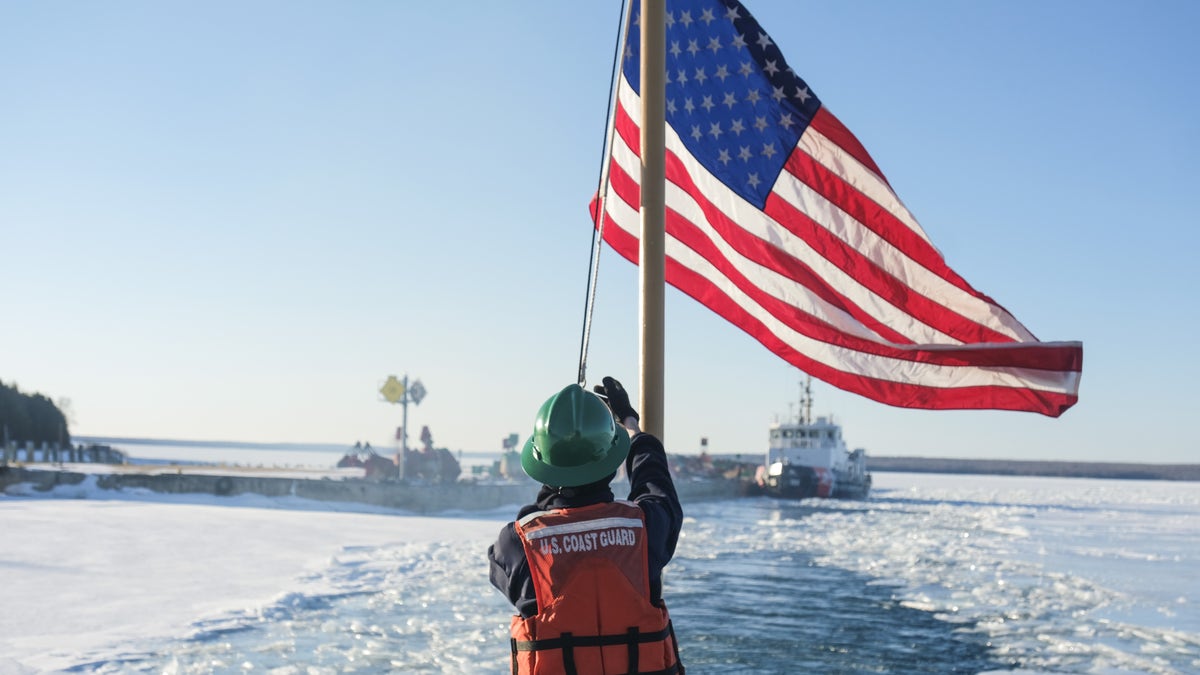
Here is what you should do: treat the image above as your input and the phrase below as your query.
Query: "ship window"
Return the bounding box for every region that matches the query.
[782,430,792,438]
[771,430,779,440]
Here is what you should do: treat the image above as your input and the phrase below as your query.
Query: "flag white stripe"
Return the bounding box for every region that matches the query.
[603,173,892,343]
[794,127,1039,342]
[604,189,1078,395]
[617,82,1020,344]
[797,124,932,246]
[771,162,1030,343]
[614,83,958,344]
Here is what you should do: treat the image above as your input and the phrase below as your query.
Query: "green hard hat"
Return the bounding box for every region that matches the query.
[521,383,631,487]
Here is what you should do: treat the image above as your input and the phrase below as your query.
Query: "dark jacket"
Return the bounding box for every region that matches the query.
[488,432,684,618]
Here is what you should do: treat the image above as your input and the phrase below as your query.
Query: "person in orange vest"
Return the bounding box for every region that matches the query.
[488,376,685,674]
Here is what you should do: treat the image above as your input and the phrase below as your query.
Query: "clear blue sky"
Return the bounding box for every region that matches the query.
[2,1,1197,464]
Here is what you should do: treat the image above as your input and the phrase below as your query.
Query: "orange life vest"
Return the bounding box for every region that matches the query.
[510,500,682,675]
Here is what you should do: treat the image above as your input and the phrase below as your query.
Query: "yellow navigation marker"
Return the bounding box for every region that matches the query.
[380,375,406,404]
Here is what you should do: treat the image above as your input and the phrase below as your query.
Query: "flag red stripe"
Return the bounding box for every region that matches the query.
[606,155,913,345]
[614,100,1017,345]
[598,210,1079,416]
[664,258,1080,415]
[666,165,919,345]
[808,107,887,185]
[600,169,1082,372]
[781,138,991,305]
[762,193,1018,345]
[610,102,914,344]
[664,210,1081,369]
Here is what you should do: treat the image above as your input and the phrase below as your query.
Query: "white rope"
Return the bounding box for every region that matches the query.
[578,0,634,388]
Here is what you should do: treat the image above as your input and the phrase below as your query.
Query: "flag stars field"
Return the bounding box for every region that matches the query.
[647,2,823,208]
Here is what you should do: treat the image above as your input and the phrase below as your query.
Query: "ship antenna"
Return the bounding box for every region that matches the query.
[800,375,813,425]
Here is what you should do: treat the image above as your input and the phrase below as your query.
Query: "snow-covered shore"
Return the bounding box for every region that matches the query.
[0,477,508,673]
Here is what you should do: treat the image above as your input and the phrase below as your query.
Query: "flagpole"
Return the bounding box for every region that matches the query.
[639,0,666,441]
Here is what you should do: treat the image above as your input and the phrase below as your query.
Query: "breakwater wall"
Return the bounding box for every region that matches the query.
[867,457,1200,481]
[0,466,533,514]
[0,466,747,514]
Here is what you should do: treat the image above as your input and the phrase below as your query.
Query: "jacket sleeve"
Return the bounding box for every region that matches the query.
[487,520,539,619]
[624,432,684,593]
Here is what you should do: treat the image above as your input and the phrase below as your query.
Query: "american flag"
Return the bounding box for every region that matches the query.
[593,0,1082,416]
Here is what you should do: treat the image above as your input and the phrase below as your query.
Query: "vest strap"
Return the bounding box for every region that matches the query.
[511,624,673,652]
[561,631,577,675]
[626,627,639,673]
[668,620,684,674]
[510,623,681,675]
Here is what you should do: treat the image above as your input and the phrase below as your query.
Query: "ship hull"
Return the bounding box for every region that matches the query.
[758,464,871,500]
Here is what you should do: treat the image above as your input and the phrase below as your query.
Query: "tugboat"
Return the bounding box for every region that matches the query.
[755,377,871,499]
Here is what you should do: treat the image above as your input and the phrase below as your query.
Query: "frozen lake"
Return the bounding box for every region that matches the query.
[2,470,1196,673]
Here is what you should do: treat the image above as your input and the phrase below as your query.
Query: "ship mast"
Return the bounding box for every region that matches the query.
[799,376,813,425]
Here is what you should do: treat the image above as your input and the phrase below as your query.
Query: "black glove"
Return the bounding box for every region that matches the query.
[593,376,639,423]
